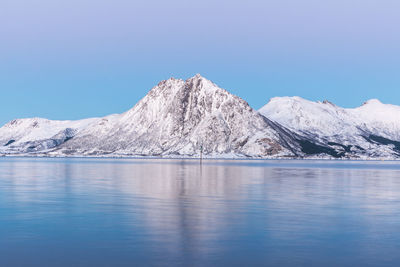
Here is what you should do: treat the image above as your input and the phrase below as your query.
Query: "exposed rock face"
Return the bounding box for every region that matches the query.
[0,117,96,154]
[0,75,302,158]
[259,96,400,159]
[4,75,400,159]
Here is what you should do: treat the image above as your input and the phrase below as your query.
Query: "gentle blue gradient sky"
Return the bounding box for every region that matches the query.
[1,0,399,126]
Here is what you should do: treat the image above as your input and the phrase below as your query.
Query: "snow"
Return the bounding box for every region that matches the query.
[259,96,400,158]
[2,75,400,159]
[0,117,97,146]
[0,75,301,158]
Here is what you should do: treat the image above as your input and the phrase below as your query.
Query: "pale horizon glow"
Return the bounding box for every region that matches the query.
[1,0,399,125]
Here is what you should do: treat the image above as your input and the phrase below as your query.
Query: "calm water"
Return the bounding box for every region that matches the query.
[1,158,400,266]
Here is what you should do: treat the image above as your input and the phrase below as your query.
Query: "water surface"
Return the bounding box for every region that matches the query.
[1,158,400,266]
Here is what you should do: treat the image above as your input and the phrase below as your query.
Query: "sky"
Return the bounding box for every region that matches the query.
[1,0,399,126]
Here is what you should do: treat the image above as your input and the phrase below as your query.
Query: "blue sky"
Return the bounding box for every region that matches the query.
[1,0,399,126]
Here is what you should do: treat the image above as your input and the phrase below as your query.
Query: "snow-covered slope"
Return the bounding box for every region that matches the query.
[259,97,400,158]
[0,117,97,154]
[55,74,302,157]
[0,75,303,158]
[4,76,400,159]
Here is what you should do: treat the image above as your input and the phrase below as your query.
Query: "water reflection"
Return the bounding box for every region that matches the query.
[1,158,400,266]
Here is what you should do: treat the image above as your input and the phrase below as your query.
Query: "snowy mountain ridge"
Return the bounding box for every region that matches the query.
[0,75,302,158]
[259,96,400,159]
[1,75,399,159]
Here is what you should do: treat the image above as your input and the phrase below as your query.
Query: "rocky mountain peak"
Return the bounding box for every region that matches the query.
[43,75,297,157]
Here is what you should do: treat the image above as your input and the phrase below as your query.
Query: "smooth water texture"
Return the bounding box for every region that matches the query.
[1,158,400,266]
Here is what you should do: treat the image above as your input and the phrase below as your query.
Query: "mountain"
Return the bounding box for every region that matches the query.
[259,97,400,159]
[4,76,400,159]
[0,117,97,154]
[0,75,303,158]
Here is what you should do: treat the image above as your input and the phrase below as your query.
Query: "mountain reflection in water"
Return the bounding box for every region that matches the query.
[1,158,400,267]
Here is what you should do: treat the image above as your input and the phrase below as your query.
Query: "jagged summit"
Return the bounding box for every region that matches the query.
[189,73,206,80]
[185,73,218,91]
[0,75,303,157]
[56,74,300,157]
[156,74,212,85]
[150,74,219,98]
[3,77,400,159]
[260,96,400,158]
[187,73,213,81]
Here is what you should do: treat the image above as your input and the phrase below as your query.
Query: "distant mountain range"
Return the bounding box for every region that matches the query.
[1,74,399,159]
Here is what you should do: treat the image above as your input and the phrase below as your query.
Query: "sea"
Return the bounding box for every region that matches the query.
[1,158,400,266]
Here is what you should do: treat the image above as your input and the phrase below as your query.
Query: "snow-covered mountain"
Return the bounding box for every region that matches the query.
[259,97,400,159]
[3,76,400,159]
[0,75,303,158]
[0,117,98,154]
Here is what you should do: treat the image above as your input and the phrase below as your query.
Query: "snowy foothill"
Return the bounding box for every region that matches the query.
[1,74,400,159]
[259,96,400,159]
